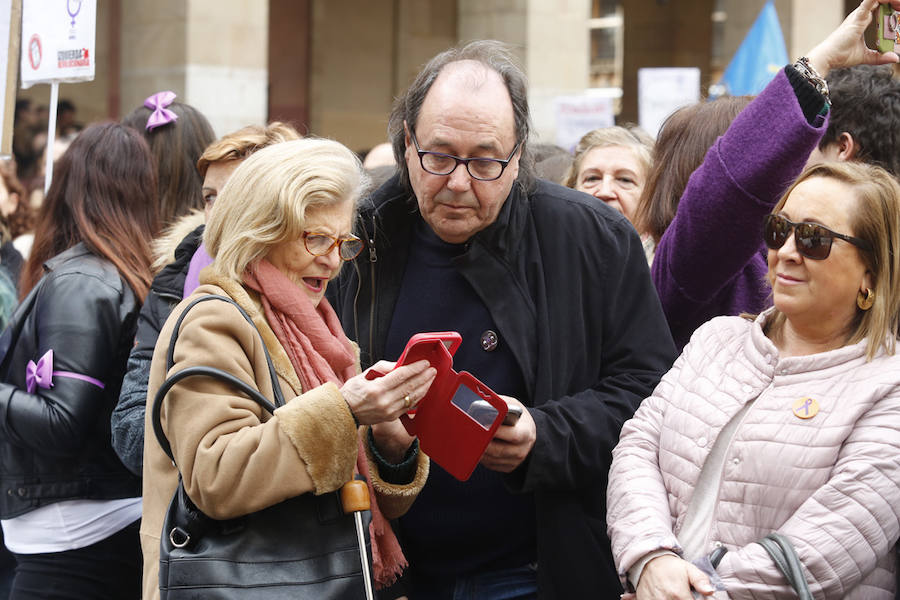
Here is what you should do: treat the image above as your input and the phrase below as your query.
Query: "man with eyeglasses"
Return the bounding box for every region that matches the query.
[328,40,676,599]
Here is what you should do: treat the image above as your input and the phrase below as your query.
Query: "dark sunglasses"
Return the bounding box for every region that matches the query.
[763,213,873,260]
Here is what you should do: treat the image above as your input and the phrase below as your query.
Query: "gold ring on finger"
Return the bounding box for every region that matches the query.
[403,394,411,409]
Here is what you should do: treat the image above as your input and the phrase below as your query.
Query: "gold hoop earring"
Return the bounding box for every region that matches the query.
[857,288,875,311]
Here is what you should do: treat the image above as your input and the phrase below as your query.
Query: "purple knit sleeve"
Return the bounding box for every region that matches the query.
[652,69,828,348]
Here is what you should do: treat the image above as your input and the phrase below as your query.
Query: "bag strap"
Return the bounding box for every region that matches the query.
[756,533,813,600]
[164,294,285,407]
[151,294,286,464]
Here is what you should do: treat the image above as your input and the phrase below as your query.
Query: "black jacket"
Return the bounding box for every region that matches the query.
[328,175,678,598]
[111,224,204,475]
[0,243,141,518]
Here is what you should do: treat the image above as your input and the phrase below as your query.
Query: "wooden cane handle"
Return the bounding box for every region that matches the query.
[341,479,370,514]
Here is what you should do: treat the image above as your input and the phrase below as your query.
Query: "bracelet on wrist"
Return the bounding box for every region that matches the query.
[793,56,830,106]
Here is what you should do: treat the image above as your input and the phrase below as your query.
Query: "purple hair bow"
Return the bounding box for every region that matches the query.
[25,350,106,394]
[144,90,178,131]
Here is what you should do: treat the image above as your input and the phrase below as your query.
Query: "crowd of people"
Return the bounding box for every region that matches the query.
[0,0,898,598]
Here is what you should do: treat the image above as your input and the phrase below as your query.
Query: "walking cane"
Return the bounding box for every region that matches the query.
[342,476,375,600]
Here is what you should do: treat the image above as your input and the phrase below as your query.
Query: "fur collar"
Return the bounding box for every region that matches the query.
[152,210,206,273]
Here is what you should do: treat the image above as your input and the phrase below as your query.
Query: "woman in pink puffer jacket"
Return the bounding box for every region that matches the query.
[608,161,900,600]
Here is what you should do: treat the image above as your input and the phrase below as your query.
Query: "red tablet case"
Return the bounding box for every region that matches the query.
[366,332,508,481]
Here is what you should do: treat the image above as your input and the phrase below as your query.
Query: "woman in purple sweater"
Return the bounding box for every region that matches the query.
[641,0,900,349]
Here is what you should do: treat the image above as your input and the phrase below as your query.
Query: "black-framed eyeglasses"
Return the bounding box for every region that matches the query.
[410,129,520,182]
[763,213,873,260]
[302,232,364,261]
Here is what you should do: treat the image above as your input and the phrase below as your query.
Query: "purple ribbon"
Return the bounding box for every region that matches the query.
[798,398,813,416]
[25,350,105,394]
[143,91,178,131]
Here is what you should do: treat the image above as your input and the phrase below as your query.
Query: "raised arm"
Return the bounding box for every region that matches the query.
[652,0,900,348]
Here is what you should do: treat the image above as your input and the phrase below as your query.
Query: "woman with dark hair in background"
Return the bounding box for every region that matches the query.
[10,101,41,187]
[122,91,215,227]
[0,122,159,599]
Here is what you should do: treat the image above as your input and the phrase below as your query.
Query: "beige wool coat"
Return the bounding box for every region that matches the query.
[140,271,428,600]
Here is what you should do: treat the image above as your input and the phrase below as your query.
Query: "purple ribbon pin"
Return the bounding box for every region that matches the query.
[143,91,178,131]
[798,398,813,416]
[25,350,105,394]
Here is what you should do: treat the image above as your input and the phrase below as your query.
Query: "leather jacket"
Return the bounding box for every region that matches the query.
[0,243,141,518]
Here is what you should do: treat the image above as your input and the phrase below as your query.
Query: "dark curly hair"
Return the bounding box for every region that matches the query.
[823,65,900,177]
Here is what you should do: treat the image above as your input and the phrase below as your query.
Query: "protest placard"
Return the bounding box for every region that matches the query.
[554,95,615,152]
[20,0,95,89]
[19,0,96,190]
[638,67,700,139]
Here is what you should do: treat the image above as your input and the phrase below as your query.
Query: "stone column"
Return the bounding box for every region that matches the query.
[304,0,456,151]
[268,0,310,129]
[458,0,591,147]
[620,0,714,125]
[119,0,268,137]
[787,0,843,60]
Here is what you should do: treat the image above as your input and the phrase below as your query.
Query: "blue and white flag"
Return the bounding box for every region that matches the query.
[719,1,788,96]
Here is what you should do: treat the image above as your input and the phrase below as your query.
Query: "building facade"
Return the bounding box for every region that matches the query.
[16,0,855,153]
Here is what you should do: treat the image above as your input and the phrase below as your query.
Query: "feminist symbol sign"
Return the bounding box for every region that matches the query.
[67,0,83,27]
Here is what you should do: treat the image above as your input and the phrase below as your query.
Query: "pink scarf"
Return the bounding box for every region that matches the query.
[243,259,407,588]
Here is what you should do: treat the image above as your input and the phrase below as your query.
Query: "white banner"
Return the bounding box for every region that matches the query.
[638,68,700,139]
[20,0,95,89]
[554,95,615,152]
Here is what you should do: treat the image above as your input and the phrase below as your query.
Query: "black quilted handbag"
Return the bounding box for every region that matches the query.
[152,295,372,599]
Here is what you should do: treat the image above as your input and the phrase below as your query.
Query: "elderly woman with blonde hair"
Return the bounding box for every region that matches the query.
[141,138,436,600]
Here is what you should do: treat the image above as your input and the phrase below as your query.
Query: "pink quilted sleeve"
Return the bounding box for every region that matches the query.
[607,358,685,585]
